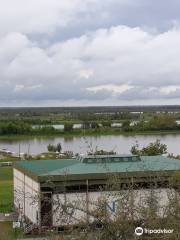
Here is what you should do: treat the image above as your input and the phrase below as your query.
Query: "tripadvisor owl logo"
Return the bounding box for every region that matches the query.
[135,227,174,236]
[135,227,143,236]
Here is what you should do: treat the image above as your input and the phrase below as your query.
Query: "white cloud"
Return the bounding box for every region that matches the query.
[14,85,24,92]
[0,0,84,35]
[87,84,133,94]
[1,22,180,105]
[160,86,180,94]
[79,69,94,79]
[0,0,132,36]
[13,84,42,92]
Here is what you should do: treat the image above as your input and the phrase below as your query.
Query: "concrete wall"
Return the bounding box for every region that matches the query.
[13,168,40,225]
[52,188,175,226]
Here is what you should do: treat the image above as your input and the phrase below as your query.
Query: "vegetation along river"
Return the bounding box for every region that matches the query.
[1,134,180,155]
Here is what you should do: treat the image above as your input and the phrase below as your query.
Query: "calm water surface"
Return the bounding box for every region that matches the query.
[1,134,180,155]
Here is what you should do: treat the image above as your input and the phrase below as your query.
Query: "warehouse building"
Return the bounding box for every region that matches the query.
[13,154,180,228]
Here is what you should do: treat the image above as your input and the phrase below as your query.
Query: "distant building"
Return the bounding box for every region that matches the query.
[0,148,13,155]
[13,154,180,229]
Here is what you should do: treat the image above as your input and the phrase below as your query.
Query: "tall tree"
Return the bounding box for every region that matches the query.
[56,143,62,153]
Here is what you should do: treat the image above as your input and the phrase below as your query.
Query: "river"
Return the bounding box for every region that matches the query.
[1,134,180,155]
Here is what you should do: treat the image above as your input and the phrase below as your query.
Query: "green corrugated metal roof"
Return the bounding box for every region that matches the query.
[14,159,78,176]
[78,154,140,163]
[14,155,180,180]
[79,154,137,159]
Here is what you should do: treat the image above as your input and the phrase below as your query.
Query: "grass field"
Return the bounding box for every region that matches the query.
[0,154,19,162]
[0,222,22,240]
[0,167,13,213]
[0,222,13,240]
[0,167,13,181]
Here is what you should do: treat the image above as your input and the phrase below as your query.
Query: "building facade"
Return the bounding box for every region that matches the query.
[13,155,180,228]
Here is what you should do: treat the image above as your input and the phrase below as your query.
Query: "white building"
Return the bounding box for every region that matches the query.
[13,155,180,229]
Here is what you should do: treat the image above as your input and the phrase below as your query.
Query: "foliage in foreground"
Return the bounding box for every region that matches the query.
[13,173,180,240]
[130,139,167,156]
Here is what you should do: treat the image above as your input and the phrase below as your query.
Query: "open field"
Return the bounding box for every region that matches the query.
[0,222,22,240]
[0,167,13,181]
[0,154,19,162]
[0,222,13,240]
[0,167,13,213]
[0,181,13,212]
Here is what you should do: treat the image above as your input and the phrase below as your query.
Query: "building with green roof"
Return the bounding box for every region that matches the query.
[13,154,180,228]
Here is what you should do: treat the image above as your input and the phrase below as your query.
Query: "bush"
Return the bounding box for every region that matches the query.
[101,121,111,127]
[64,122,73,132]
[131,139,167,156]
[47,143,62,153]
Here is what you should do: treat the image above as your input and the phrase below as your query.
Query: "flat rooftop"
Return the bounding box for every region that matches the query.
[14,155,180,182]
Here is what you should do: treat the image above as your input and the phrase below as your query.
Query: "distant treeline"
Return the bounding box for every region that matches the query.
[1,105,180,122]
[0,115,179,135]
[1,105,180,114]
[122,115,179,132]
[0,111,140,123]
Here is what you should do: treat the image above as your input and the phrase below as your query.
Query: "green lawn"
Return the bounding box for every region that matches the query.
[0,222,22,240]
[0,168,22,239]
[0,154,19,162]
[0,167,13,212]
[0,167,13,181]
[0,222,13,240]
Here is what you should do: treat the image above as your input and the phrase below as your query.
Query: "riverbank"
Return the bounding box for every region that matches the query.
[1,129,180,140]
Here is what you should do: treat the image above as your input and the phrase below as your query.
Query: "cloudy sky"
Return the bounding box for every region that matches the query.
[1,0,180,106]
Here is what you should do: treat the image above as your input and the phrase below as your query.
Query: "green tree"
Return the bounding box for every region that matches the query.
[64,122,73,132]
[82,121,90,129]
[47,144,56,152]
[91,121,99,129]
[121,120,131,132]
[147,115,177,131]
[56,143,62,153]
[101,121,111,128]
[131,139,167,156]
